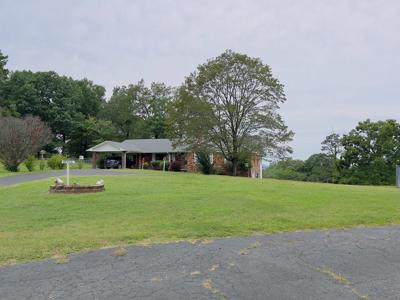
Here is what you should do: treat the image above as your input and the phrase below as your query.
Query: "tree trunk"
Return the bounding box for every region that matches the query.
[232,158,238,176]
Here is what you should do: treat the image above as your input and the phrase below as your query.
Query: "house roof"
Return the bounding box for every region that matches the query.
[87,139,185,153]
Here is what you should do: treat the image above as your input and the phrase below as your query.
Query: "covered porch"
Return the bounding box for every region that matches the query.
[86,140,183,170]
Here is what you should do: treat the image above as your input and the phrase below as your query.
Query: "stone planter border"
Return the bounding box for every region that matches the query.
[49,184,105,194]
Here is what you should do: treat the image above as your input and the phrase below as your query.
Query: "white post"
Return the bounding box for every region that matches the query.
[62,160,75,187]
[66,162,70,186]
[163,160,166,172]
[259,160,263,179]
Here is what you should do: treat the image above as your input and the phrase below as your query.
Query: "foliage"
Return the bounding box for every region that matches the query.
[39,160,46,171]
[47,154,65,170]
[150,160,169,170]
[102,85,142,139]
[0,116,51,172]
[196,152,214,175]
[24,155,37,172]
[78,159,84,169]
[66,117,118,157]
[102,80,173,140]
[136,81,173,139]
[0,67,106,154]
[304,153,334,183]
[264,159,307,181]
[339,119,400,185]
[168,50,293,175]
[321,133,342,159]
[170,160,182,172]
[1,172,399,264]
[0,50,8,83]
[223,152,252,176]
[96,154,106,169]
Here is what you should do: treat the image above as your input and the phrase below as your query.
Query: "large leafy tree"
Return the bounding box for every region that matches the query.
[321,133,343,183]
[0,50,14,117]
[103,80,172,139]
[66,117,118,156]
[136,81,173,138]
[321,133,342,159]
[339,119,400,185]
[168,50,293,175]
[304,153,334,183]
[102,85,143,139]
[1,70,106,154]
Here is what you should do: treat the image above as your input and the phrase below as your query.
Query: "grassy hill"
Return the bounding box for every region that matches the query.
[0,171,399,264]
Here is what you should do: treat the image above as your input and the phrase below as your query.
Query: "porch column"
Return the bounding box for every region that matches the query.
[92,152,97,169]
[122,152,127,169]
[152,153,156,161]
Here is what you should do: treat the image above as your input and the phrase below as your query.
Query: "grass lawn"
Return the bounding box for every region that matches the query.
[0,171,399,265]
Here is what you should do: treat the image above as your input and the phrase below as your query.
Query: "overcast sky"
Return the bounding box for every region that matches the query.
[1,0,399,159]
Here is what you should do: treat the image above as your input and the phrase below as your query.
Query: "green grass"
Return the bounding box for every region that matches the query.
[0,171,399,264]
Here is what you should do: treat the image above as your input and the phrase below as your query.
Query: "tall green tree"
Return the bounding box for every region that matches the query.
[304,153,334,183]
[339,119,400,185]
[1,70,106,154]
[102,85,142,139]
[321,132,342,183]
[103,80,172,139]
[136,81,172,138]
[0,50,14,116]
[0,50,8,82]
[66,117,118,156]
[168,50,293,175]
[321,133,342,159]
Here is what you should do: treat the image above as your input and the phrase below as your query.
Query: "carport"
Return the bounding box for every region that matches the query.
[86,141,128,169]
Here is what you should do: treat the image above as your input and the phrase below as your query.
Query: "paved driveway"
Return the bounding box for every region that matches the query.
[1,226,399,299]
[0,169,142,187]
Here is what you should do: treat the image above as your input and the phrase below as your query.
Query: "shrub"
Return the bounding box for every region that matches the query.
[170,160,182,172]
[96,154,106,169]
[3,161,19,172]
[224,156,251,176]
[24,155,37,172]
[143,162,150,169]
[0,116,51,172]
[196,152,214,175]
[78,160,84,169]
[47,154,65,170]
[151,160,170,170]
[39,160,46,171]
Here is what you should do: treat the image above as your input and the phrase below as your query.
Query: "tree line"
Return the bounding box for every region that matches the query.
[0,50,293,175]
[264,119,400,185]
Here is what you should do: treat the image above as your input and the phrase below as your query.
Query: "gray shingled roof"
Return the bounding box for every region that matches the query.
[88,139,185,153]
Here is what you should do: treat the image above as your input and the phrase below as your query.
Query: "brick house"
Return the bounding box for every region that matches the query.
[87,139,262,178]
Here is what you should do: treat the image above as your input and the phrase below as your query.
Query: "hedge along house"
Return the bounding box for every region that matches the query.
[87,139,263,178]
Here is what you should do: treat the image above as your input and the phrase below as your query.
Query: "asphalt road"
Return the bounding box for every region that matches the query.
[0,169,141,186]
[1,226,399,299]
